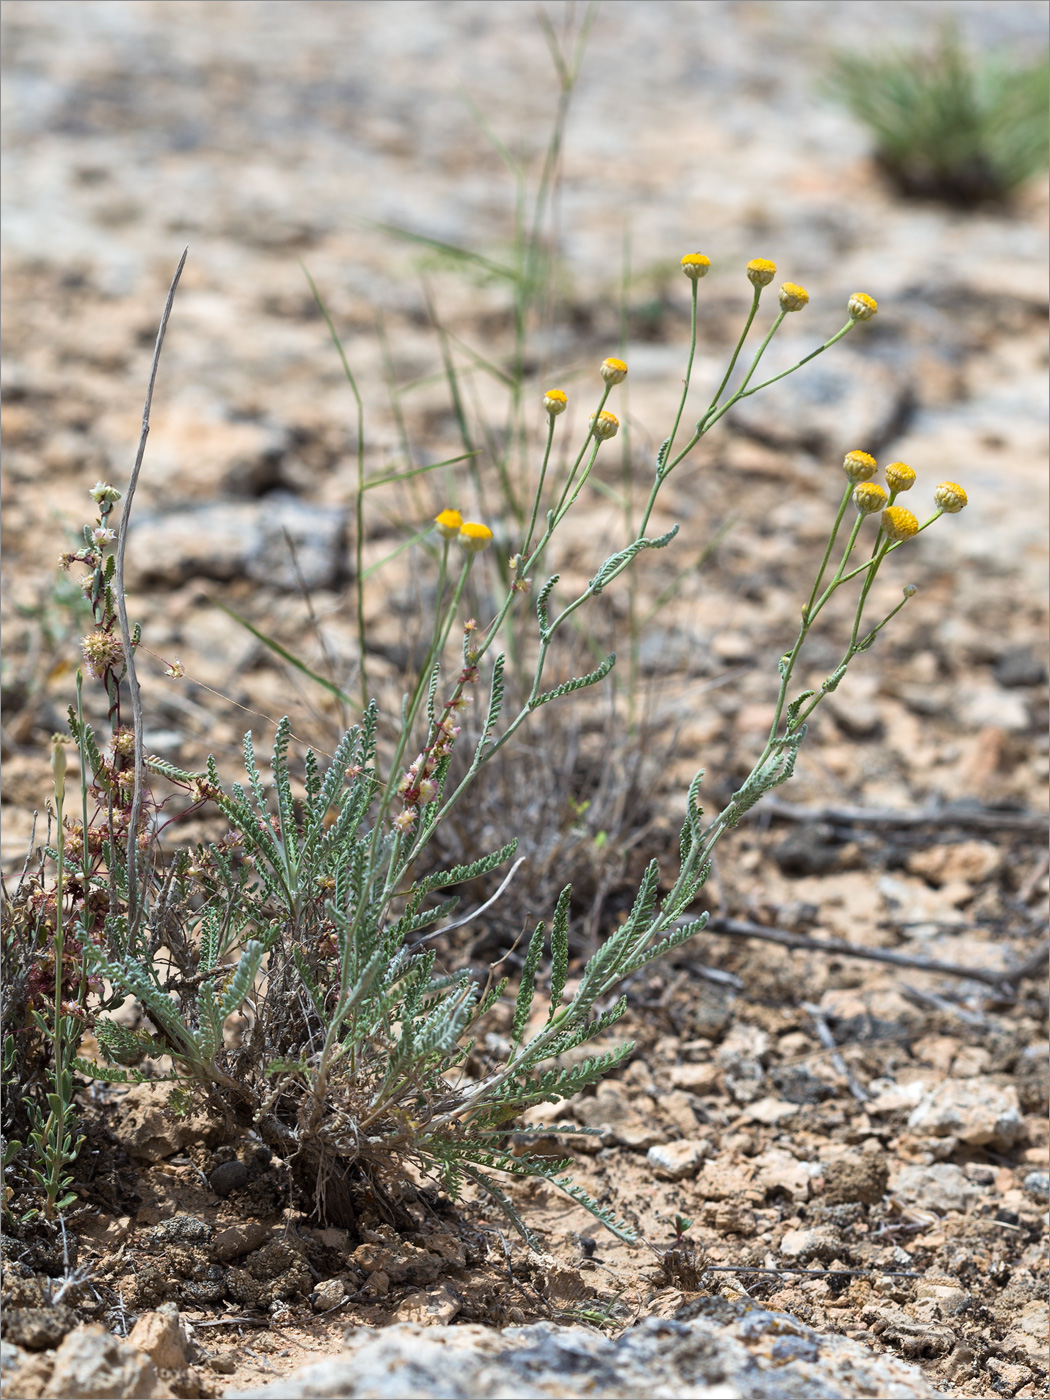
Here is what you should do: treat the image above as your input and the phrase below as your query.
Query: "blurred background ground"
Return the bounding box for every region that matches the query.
[1,3,1048,1398]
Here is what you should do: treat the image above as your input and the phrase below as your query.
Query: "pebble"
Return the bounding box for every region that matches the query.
[127,1305,189,1370]
[209,1160,250,1197]
[1022,1170,1049,1200]
[646,1140,709,1181]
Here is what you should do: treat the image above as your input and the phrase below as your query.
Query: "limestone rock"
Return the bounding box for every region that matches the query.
[395,1285,461,1326]
[223,1304,943,1398]
[907,1078,1024,1149]
[127,496,347,591]
[892,1163,977,1215]
[111,1084,223,1164]
[822,1151,888,1206]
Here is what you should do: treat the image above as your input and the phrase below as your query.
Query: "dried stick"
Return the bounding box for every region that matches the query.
[703,915,1047,994]
[115,248,188,943]
[759,796,1049,834]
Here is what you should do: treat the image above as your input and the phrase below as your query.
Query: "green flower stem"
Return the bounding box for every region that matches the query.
[376,555,473,831]
[662,278,700,465]
[699,284,763,425]
[548,384,612,529]
[803,485,854,622]
[521,415,557,563]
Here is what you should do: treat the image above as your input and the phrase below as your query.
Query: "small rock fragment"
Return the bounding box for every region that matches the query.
[396,1285,461,1326]
[1022,1169,1049,1200]
[211,1223,271,1263]
[647,1140,709,1181]
[778,1226,842,1263]
[312,1279,346,1313]
[128,1305,188,1371]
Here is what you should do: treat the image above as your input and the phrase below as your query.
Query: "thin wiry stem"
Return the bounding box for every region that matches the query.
[115,247,187,946]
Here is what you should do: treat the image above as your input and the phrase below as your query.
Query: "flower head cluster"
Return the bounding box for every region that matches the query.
[842,450,877,484]
[81,630,125,679]
[854,482,888,515]
[881,505,919,542]
[590,410,619,441]
[746,258,776,287]
[600,357,628,385]
[848,293,878,322]
[779,282,809,313]
[434,508,463,540]
[89,482,122,507]
[934,481,968,514]
[884,462,915,494]
[681,253,711,280]
[459,521,493,554]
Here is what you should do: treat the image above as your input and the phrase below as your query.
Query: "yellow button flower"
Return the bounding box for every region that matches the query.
[543,389,568,416]
[681,253,711,280]
[778,282,809,312]
[434,508,463,540]
[881,506,919,542]
[459,521,493,554]
[884,462,916,493]
[854,482,888,515]
[589,411,619,441]
[848,293,878,322]
[746,258,776,287]
[842,450,877,484]
[934,481,968,514]
[600,357,628,385]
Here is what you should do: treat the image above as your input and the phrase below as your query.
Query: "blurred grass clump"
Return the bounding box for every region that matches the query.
[826,22,1049,206]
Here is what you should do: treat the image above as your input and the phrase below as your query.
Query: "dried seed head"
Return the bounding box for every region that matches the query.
[589,410,620,441]
[746,258,776,287]
[884,461,916,494]
[842,450,877,483]
[458,521,494,554]
[934,481,968,514]
[600,357,628,385]
[778,282,809,312]
[681,253,711,280]
[848,292,878,322]
[543,389,568,416]
[881,506,919,542]
[81,630,125,679]
[434,508,464,540]
[853,482,888,515]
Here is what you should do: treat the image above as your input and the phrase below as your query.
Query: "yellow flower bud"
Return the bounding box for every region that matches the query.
[848,292,878,322]
[589,410,619,441]
[746,258,776,287]
[681,253,711,280]
[884,462,916,494]
[600,357,628,385]
[934,481,968,514]
[458,521,493,554]
[853,482,888,515]
[543,389,568,416]
[881,506,919,542]
[434,508,464,540]
[778,282,809,312]
[842,450,877,484]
